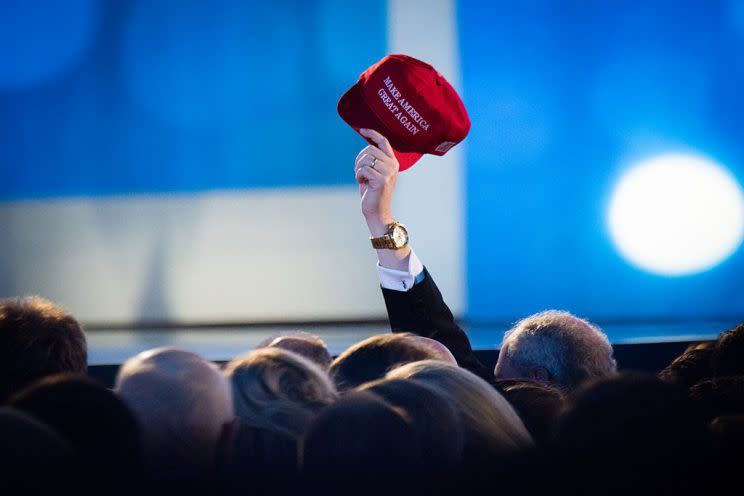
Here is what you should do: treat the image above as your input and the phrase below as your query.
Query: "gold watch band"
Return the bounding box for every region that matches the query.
[370,235,396,249]
[370,221,408,250]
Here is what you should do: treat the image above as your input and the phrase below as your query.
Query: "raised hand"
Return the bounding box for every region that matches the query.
[354,128,400,237]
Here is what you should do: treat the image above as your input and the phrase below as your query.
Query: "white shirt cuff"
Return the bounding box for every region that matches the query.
[376,249,424,292]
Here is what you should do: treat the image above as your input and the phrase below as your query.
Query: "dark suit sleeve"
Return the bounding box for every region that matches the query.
[381,267,492,382]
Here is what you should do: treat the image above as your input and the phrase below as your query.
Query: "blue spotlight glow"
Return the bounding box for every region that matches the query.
[608,153,744,276]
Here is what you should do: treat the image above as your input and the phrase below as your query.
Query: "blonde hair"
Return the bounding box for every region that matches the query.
[387,360,532,456]
[224,348,338,437]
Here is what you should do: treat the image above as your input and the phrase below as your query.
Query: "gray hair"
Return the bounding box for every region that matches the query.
[501,310,617,389]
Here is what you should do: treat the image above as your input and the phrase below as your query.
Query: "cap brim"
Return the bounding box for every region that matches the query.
[392,149,423,172]
[338,83,423,172]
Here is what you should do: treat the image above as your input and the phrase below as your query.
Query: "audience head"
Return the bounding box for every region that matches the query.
[658,342,715,388]
[557,372,708,464]
[409,336,458,364]
[224,347,337,438]
[494,379,565,445]
[9,373,143,481]
[710,415,744,457]
[711,322,744,377]
[358,378,465,470]
[689,376,744,423]
[218,422,299,486]
[709,416,744,489]
[0,407,78,483]
[0,296,87,402]
[115,347,234,477]
[494,310,616,389]
[388,360,532,462]
[553,372,711,492]
[301,391,420,481]
[257,332,333,370]
[329,333,446,391]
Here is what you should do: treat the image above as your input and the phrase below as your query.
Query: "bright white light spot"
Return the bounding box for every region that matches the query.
[608,153,744,276]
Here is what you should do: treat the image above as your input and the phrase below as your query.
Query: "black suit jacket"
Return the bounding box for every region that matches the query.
[381,267,493,384]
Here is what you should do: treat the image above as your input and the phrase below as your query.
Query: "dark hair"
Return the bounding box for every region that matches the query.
[301,391,421,482]
[554,373,710,492]
[711,322,744,377]
[359,378,465,470]
[689,376,744,423]
[218,423,300,490]
[329,334,437,391]
[257,333,333,370]
[9,374,143,483]
[710,415,744,452]
[494,379,565,445]
[658,342,715,389]
[0,296,87,402]
[0,407,80,486]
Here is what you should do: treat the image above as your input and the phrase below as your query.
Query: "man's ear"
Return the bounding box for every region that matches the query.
[529,366,552,383]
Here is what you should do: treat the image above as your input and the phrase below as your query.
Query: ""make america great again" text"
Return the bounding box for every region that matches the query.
[376,76,431,136]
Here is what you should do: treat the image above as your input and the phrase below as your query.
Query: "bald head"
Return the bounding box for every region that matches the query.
[115,348,233,475]
[495,311,616,389]
[408,336,457,365]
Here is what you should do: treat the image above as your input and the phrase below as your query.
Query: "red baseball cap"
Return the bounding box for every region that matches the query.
[338,54,471,171]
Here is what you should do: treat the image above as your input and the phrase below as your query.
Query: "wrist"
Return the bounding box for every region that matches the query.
[365,215,395,237]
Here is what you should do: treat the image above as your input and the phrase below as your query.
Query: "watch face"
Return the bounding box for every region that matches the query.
[391,225,408,247]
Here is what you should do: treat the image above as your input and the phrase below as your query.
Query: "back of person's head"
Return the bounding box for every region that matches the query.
[710,415,744,452]
[659,342,715,389]
[218,422,300,489]
[224,347,337,438]
[9,373,143,482]
[555,372,709,490]
[301,391,421,483]
[495,310,616,389]
[712,322,744,377]
[494,379,565,446]
[0,296,87,402]
[0,408,79,485]
[408,336,458,364]
[115,347,234,477]
[706,414,744,492]
[257,332,333,370]
[689,376,744,423]
[387,360,532,463]
[329,333,445,391]
[358,378,465,470]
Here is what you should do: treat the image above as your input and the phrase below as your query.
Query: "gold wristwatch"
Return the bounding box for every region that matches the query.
[370,221,409,250]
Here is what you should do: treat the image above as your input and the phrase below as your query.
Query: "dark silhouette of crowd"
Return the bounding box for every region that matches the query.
[1,295,742,494]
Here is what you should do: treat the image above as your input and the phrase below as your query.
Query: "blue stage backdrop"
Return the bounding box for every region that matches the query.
[1,0,743,333]
[460,0,744,324]
[0,0,386,199]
